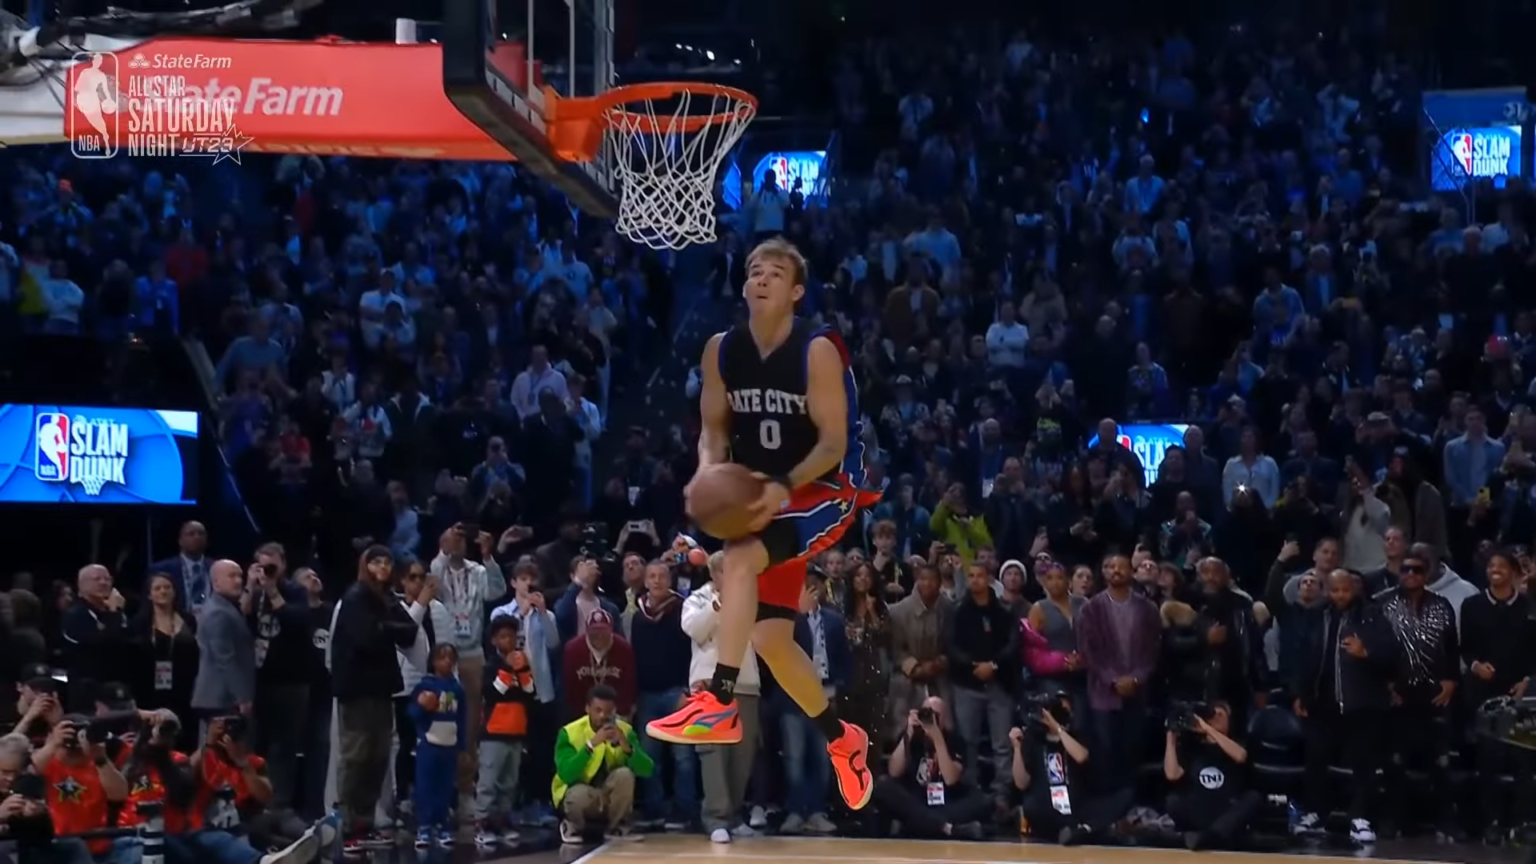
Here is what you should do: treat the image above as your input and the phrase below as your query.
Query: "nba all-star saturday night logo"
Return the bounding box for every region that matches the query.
[67,50,254,163]
[35,413,131,496]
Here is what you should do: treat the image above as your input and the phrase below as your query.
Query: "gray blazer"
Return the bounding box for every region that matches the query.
[190,593,256,711]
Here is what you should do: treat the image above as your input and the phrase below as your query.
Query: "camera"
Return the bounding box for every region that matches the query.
[1022,691,1070,728]
[218,715,248,741]
[11,774,44,800]
[1167,700,1214,733]
[579,522,611,559]
[86,711,142,745]
[580,522,621,582]
[154,715,181,744]
[1474,696,1536,748]
[916,706,936,726]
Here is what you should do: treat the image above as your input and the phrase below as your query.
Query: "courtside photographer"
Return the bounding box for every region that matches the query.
[872,696,986,840]
[32,710,129,862]
[1162,700,1263,850]
[0,734,54,864]
[1011,691,1131,845]
[177,714,316,864]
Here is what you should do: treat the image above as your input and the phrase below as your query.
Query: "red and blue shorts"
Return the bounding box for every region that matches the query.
[754,475,880,614]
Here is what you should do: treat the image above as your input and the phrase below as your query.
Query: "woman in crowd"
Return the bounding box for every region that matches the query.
[840,561,890,750]
[131,573,200,751]
[1024,561,1086,719]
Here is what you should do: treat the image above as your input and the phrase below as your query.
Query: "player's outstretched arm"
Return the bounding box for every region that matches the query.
[698,333,730,469]
[784,336,849,489]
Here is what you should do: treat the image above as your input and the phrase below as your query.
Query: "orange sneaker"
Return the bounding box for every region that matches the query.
[826,720,874,810]
[645,690,742,745]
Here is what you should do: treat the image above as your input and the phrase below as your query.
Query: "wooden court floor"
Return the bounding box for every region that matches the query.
[556,834,1476,864]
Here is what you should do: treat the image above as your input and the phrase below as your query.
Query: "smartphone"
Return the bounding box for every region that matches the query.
[260,563,277,578]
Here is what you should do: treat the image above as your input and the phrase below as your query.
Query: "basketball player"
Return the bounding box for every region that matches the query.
[645,237,880,810]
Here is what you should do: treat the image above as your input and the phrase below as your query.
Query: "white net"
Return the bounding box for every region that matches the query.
[605,87,757,250]
[79,476,104,495]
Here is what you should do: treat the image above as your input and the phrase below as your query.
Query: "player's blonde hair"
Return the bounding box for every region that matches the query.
[748,236,808,287]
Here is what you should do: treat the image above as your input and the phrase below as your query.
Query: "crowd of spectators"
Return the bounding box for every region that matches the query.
[7,6,1536,863]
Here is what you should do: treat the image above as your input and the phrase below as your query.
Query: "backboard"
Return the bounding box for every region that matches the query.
[442,0,618,217]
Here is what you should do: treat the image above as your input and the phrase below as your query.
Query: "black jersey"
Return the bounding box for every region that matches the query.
[717,319,823,478]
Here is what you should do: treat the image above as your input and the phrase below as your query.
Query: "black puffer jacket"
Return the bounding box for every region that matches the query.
[1291,597,1398,714]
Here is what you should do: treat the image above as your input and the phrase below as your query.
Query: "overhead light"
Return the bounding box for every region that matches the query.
[675,43,683,49]
[706,50,716,60]
[733,58,742,65]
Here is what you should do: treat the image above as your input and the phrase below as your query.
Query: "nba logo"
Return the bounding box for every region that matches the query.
[1117,433,1133,450]
[1451,133,1474,175]
[768,156,788,188]
[35,413,70,483]
[67,51,121,160]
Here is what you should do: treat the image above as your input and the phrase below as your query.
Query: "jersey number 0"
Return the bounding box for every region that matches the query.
[759,419,781,450]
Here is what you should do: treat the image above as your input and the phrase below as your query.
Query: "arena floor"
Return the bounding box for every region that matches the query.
[499,834,1533,864]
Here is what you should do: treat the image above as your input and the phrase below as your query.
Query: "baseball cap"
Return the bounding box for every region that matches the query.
[21,663,56,693]
[587,609,614,630]
[95,681,136,711]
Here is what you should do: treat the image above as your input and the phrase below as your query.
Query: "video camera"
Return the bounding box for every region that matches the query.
[1474,696,1536,750]
[1021,691,1071,729]
[579,522,621,582]
[579,522,612,559]
[1166,700,1215,734]
[216,714,248,742]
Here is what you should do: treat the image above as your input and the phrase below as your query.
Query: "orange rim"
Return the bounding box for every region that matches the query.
[546,81,758,163]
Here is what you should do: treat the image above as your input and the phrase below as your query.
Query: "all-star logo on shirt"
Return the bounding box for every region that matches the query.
[55,776,84,802]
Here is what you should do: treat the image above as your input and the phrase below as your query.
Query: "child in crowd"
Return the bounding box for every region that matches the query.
[474,615,536,846]
[410,644,466,848]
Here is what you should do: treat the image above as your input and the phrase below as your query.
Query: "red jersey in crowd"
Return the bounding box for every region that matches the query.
[42,757,111,853]
[119,752,201,834]
[197,747,269,821]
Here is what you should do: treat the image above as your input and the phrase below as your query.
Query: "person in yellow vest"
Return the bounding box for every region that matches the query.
[552,683,654,845]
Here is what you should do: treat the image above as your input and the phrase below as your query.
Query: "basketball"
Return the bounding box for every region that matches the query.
[687,463,764,540]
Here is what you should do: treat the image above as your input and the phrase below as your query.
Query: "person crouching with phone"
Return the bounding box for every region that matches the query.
[409,645,466,848]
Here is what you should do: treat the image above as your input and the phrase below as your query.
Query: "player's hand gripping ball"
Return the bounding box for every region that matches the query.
[686,463,766,540]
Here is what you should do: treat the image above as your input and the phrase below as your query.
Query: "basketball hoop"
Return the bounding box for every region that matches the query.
[549,82,758,250]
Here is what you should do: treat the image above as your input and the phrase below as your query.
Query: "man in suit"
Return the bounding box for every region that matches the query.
[148,519,212,612]
[191,559,256,722]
